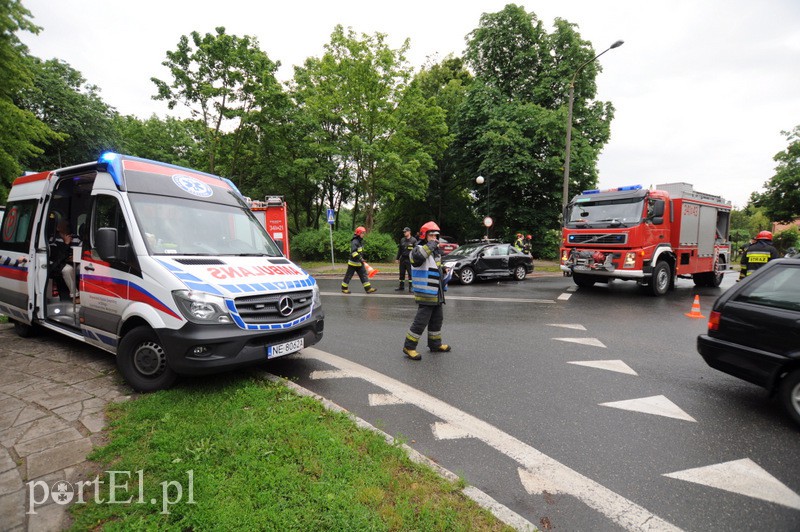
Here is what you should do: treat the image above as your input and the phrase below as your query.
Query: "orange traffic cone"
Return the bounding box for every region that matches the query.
[685,295,705,319]
[363,261,379,278]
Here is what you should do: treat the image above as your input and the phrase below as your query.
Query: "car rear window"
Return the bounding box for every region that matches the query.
[733,265,800,311]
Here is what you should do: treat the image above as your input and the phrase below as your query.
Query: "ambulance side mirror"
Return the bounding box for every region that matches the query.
[96,227,119,261]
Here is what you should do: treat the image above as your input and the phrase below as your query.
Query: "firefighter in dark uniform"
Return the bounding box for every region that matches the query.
[522,234,532,256]
[395,226,417,292]
[341,226,377,294]
[402,221,451,360]
[739,230,780,280]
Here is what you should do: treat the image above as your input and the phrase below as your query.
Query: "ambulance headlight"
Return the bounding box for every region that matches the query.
[312,284,321,309]
[173,290,232,324]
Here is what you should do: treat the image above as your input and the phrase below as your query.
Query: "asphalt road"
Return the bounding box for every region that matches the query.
[268,272,800,531]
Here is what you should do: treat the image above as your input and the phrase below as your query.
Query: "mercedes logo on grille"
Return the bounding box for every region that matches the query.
[277,296,294,317]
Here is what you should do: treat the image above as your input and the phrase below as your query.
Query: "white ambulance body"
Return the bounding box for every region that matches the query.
[0,153,324,391]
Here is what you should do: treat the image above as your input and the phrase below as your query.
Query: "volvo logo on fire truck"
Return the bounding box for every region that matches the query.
[277,296,294,317]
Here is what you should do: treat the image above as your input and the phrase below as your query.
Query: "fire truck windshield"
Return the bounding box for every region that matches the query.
[566,197,645,228]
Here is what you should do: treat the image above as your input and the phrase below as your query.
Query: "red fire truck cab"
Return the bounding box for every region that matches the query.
[560,183,731,296]
[250,196,290,258]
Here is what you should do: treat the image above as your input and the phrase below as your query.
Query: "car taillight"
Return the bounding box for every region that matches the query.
[707,310,721,332]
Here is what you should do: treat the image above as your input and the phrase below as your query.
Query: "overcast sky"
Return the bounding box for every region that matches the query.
[18,0,800,208]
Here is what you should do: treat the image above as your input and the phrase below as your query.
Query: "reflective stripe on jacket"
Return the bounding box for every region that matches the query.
[348,236,364,267]
[411,243,444,305]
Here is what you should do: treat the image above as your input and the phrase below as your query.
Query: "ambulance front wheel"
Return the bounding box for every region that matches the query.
[118,326,178,392]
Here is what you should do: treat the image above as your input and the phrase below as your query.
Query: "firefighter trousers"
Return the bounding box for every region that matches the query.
[398,258,412,287]
[342,264,371,290]
[404,304,444,350]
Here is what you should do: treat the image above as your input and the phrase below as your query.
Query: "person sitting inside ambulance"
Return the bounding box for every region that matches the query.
[49,219,82,302]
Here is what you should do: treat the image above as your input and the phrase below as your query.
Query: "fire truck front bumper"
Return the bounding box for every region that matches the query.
[561,264,646,279]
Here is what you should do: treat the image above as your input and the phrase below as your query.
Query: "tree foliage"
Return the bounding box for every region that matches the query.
[458,4,613,241]
[0,0,59,198]
[752,125,800,223]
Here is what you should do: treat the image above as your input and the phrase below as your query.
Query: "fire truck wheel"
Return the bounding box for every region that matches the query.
[572,273,595,288]
[117,326,178,392]
[778,369,800,426]
[459,266,475,285]
[649,261,671,296]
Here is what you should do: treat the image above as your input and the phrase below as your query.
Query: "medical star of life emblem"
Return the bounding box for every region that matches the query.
[277,296,294,317]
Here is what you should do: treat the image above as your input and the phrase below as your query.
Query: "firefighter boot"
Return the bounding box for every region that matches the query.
[365,285,377,294]
[429,344,451,353]
[403,347,421,360]
[394,282,404,291]
[341,283,350,294]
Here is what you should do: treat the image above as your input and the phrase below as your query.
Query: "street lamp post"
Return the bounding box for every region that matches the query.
[562,40,624,215]
[476,175,492,238]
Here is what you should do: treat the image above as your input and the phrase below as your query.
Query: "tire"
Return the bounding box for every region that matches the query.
[513,265,527,281]
[648,260,671,296]
[572,273,595,288]
[692,258,725,288]
[12,320,35,338]
[117,326,178,392]
[779,369,800,427]
[459,266,475,285]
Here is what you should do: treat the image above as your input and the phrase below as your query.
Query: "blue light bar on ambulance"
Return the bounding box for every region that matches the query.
[581,184,642,194]
[99,152,124,189]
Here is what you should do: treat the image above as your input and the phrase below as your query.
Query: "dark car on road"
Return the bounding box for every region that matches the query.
[442,241,533,285]
[697,258,800,426]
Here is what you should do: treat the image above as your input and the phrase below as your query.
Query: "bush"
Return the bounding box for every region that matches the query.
[533,229,562,260]
[774,226,799,255]
[291,229,397,262]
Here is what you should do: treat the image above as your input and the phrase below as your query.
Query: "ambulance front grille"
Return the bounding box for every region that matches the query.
[232,290,313,324]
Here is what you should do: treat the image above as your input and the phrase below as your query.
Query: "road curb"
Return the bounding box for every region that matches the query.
[259,371,537,532]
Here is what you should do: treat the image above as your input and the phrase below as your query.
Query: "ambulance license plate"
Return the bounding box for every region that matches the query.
[267,338,304,359]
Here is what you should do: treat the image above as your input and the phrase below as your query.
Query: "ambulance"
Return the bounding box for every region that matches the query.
[0,153,324,391]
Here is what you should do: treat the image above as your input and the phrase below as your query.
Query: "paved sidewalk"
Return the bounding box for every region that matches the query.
[0,323,130,531]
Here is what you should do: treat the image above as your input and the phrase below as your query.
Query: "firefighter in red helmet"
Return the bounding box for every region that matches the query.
[402,221,452,360]
[341,226,377,294]
[739,230,779,280]
[513,233,524,252]
[523,234,532,256]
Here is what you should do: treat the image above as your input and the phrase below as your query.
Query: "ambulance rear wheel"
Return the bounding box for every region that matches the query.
[118,326,177,392]
[12,320,35,338]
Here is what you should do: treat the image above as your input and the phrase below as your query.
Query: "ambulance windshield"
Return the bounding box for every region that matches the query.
[129,193,283,256]
[565,197,645,228]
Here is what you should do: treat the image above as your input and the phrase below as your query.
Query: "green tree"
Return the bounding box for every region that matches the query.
[457,4,613,240]
[752,125,800,223]
[152,27,281,175]
[19,57,118,169]
[112,114,204,168]
[0,0,60,198]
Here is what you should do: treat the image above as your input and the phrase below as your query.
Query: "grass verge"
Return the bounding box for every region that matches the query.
[70,374,512,531]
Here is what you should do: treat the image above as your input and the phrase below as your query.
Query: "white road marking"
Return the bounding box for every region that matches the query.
[663,458,800,510]
[309,369,350,380]
[553,337,607,348]
[599,395,696,422]
[299,347,681,531]
[548,323,587,330]
[567,286,578,292]
[321,291,555,304]
[368,393,406,406]
[557,293,572,300]
[431,421,472,440]
[568,360,638,375]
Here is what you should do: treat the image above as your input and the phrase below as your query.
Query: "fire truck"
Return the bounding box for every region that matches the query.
[249,196,290,258]
[560,183,732,296]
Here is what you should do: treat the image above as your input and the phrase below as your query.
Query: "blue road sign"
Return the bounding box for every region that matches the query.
[327,209,335,224]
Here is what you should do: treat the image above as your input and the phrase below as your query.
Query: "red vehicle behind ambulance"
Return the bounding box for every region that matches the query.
[0,153,324,391]
[560,183,731,296]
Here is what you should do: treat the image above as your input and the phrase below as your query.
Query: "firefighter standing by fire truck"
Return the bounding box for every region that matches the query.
[403,221,452,360]
[342,226,377,294]
[739,230,780,280]
[395,226,417,292]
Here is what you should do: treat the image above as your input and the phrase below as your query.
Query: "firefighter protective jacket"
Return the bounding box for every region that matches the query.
[739,240,780,278]
[348,235,364,267]
[396,236,418,261]
[410,241,445,305]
